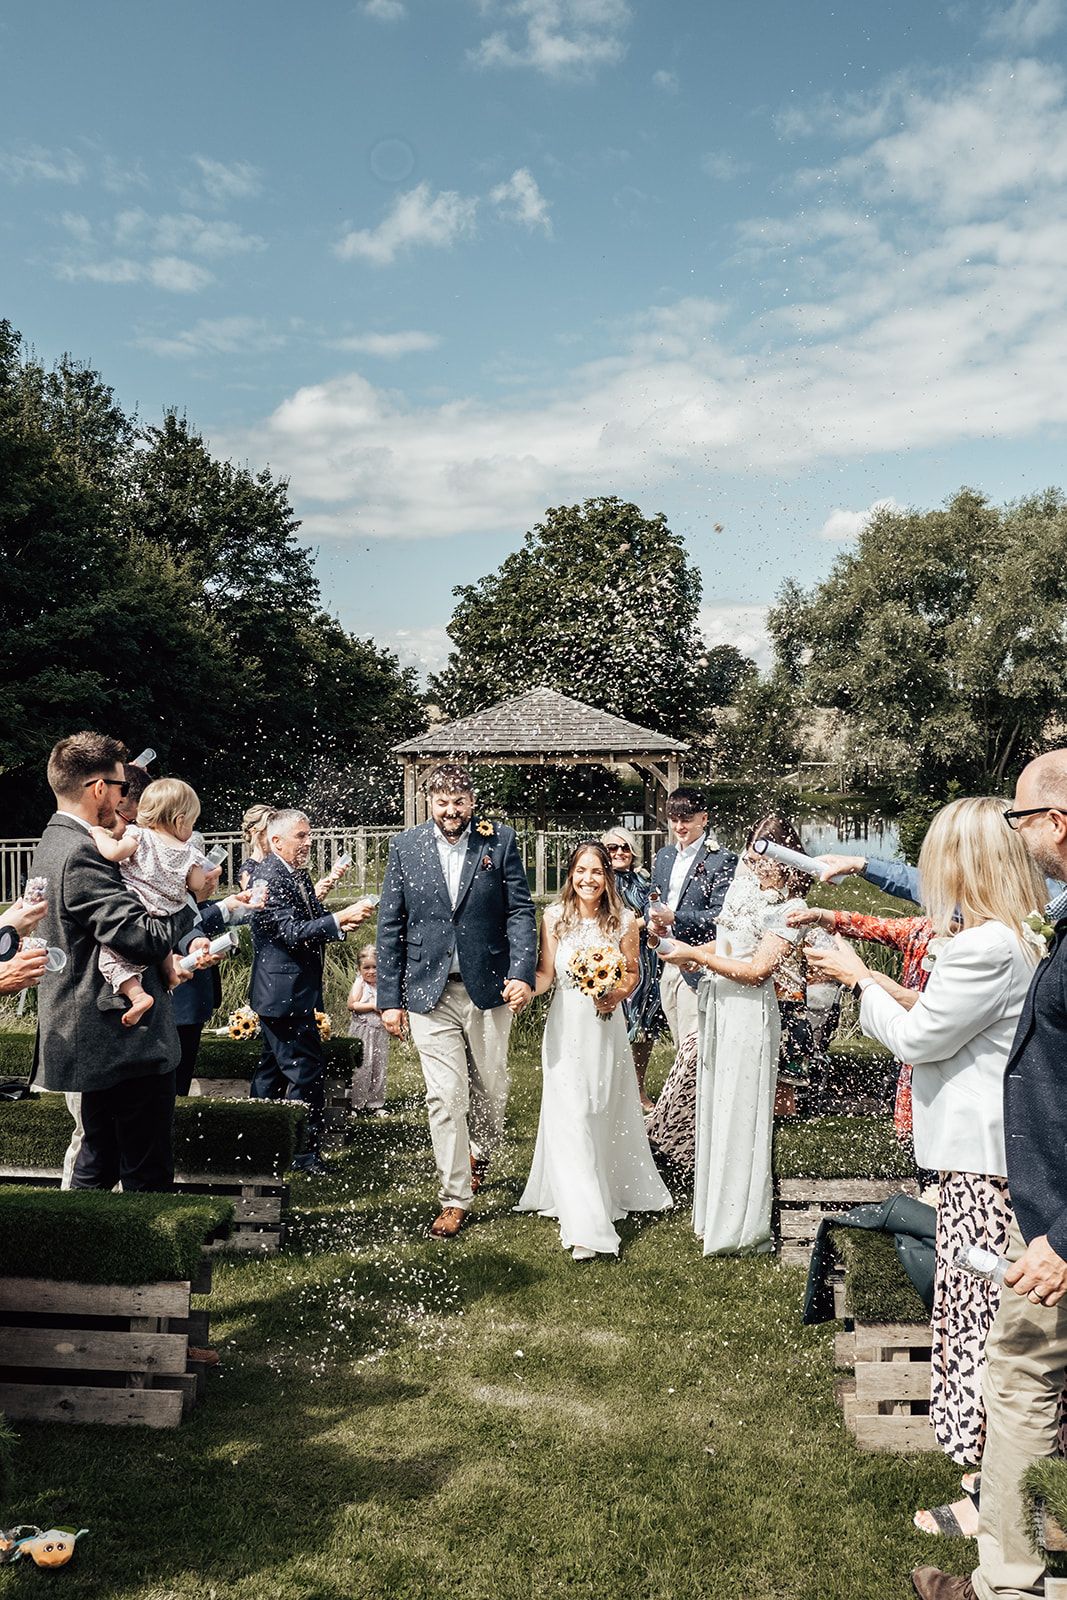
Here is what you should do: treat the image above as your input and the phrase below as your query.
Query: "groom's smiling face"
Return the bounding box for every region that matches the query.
[431,788,474,843]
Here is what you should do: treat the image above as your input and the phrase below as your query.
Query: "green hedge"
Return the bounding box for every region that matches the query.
[1022,1460,1067,1560]
[0,1029,360,1084]
[0,1095,306,1177]
[773,1115,916,1181]
[0,1187,233,1284]
[828,1226,929,1324]
[192,1032,360,1080]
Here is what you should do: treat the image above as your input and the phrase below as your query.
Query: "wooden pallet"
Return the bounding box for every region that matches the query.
[776,1177,920,1268]
[834,1319,937,1452]
[0,1167,288,1254]
[0,1269,212,1428]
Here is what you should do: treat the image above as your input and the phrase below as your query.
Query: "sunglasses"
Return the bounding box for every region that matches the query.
[84,777,131,797]
[605,843,633,854]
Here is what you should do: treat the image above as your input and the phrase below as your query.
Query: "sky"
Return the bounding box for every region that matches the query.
[4,0,1067,679]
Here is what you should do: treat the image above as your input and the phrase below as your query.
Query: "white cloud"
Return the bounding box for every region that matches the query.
[699,605,772,670]
[985,0,1066,44]
[376,625,452,681]
[363,0,406,18]
[147,257,215,292]
[470,0,631,79]
[336,181,478,265]
[652,69,679,94]
[701,151,748,182]
[137,316,286,359]
[190,156,262,204]
[332,330,441,357]
[116,208,265,256]
[489,168,553,234]
[56,254,212,292]
[0,144,85,183]
[816,498,901,541]
[223,58,1067,543]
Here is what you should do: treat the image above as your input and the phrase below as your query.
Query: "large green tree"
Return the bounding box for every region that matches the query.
[778,488,1067,795]
[430,496,730,741]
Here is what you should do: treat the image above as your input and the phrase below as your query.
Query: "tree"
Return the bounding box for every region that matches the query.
[780,488,1067,796]
[430,497,710,740]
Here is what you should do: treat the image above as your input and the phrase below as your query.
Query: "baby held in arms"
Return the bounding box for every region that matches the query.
[91,777,210,1026]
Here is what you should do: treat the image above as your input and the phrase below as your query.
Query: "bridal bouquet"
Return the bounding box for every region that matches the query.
[568,945,626,1020]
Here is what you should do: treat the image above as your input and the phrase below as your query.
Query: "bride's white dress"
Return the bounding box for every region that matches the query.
[516,911,672,1255]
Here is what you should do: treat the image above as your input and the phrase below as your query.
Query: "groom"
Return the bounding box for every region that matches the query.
[377,765,537,1238]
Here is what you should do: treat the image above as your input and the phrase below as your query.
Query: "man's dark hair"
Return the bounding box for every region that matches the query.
[47,731,128,800]
[666,784,707,817]
[427,764,474,796]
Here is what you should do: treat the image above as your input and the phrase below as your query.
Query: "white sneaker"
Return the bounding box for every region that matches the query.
[572,1246,596,1262]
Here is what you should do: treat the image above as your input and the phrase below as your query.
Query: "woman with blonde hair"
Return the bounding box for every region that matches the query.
[516,840,671,1261]
[238,802,275,889]
[808,796,1049,1538]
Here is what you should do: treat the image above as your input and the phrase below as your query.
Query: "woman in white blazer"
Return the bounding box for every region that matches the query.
[809,797,1047,1537]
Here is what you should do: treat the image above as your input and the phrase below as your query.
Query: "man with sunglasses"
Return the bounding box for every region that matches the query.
[914,754,1067,1600]
[27,732,198,1191]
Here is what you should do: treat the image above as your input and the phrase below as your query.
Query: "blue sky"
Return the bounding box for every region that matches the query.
[4,0,1067,677]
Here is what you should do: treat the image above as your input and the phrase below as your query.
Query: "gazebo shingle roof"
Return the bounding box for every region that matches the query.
[393,687,687,757]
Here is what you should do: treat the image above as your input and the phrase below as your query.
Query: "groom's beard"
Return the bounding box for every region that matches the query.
[439,818,466,842]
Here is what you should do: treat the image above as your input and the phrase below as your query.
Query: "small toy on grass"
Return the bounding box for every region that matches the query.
[0,1524,87,1567]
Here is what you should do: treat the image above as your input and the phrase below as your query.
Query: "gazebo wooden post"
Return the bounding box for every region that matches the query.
[403,759,418,828]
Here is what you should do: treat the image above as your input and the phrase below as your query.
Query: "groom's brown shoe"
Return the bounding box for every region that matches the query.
[911,1568,978,1600]
[430,1207,467,1239]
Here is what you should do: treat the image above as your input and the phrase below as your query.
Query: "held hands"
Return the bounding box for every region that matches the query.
[0,943,48,994]
[813,852,867,883]
[806,935,868,988]
[1004,1235,1067,1307]
[2,896,48,937]
[502,978,533,1015]
[381,1007,408,1039]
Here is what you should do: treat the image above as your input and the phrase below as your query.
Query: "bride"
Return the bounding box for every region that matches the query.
[516,841,672,1261]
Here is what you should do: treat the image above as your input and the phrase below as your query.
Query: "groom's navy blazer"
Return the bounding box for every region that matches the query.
[650,836,737,990]
[376,818,536,1014]
[248,852,344,1019]
[1003,922,1067,1256]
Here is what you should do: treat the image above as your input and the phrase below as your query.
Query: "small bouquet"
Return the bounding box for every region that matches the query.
[228,1005,260,1041]
[1022,909,1056,958]
[567,944,626,1021]
[315,1009,332,1041]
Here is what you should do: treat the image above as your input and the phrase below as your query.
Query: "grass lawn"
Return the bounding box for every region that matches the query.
[0,1027,973,1600]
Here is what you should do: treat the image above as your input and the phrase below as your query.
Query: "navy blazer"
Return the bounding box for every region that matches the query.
[1003,924,1067,1255]
[376,818,537,1014]
[248,853,344,1020]
[172,899,226,1028]
[650,838,738,990]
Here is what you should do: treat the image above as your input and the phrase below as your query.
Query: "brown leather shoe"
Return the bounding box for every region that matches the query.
[911,1567,978,1600]
[470,1154,489,1195]
[430,1206,467,1239]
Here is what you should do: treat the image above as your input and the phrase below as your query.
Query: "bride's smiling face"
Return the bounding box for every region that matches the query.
[571,848,607,904]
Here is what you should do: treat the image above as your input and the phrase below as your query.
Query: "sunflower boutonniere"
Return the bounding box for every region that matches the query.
[476,819,495,838]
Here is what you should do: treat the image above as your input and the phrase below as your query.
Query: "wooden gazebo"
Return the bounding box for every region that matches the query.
[393,687,688,826]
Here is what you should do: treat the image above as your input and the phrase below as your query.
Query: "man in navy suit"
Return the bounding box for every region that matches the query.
[913,751,1067,1600]
[249,809,374,1175]
[376,765,537,1238]
[649,785,737,1045]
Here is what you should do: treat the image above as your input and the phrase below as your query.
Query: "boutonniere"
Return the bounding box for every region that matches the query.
[920,934,953,972]
[1022,909,1056,957]
[476,820,495,838]
[481,855,493,871]
[694,860,707,877]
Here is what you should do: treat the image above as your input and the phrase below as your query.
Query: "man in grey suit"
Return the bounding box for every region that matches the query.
[29,731,198,1191]
[377,765,537,1238]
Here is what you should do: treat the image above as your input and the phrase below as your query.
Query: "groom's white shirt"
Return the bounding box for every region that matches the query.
[666,832,706,909]
[435,822,470,974]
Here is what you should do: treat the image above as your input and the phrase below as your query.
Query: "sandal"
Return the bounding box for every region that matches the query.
[961,1472,981,1507]
[913,1498,978,1538]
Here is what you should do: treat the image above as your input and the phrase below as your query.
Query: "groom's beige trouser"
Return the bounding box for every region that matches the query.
[660,963,699,1047]
[407,980,512,1210]
[973,1220,1067,1599]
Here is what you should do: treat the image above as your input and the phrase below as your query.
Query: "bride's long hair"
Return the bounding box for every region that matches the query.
[556,840,625,938]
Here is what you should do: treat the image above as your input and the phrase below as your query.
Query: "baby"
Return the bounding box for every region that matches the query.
[91,777,209,1027]
[347,942,388,1115]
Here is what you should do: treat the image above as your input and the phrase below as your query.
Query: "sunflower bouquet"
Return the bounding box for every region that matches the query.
[228,1005,260,1041]
[567,944,627,1020]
